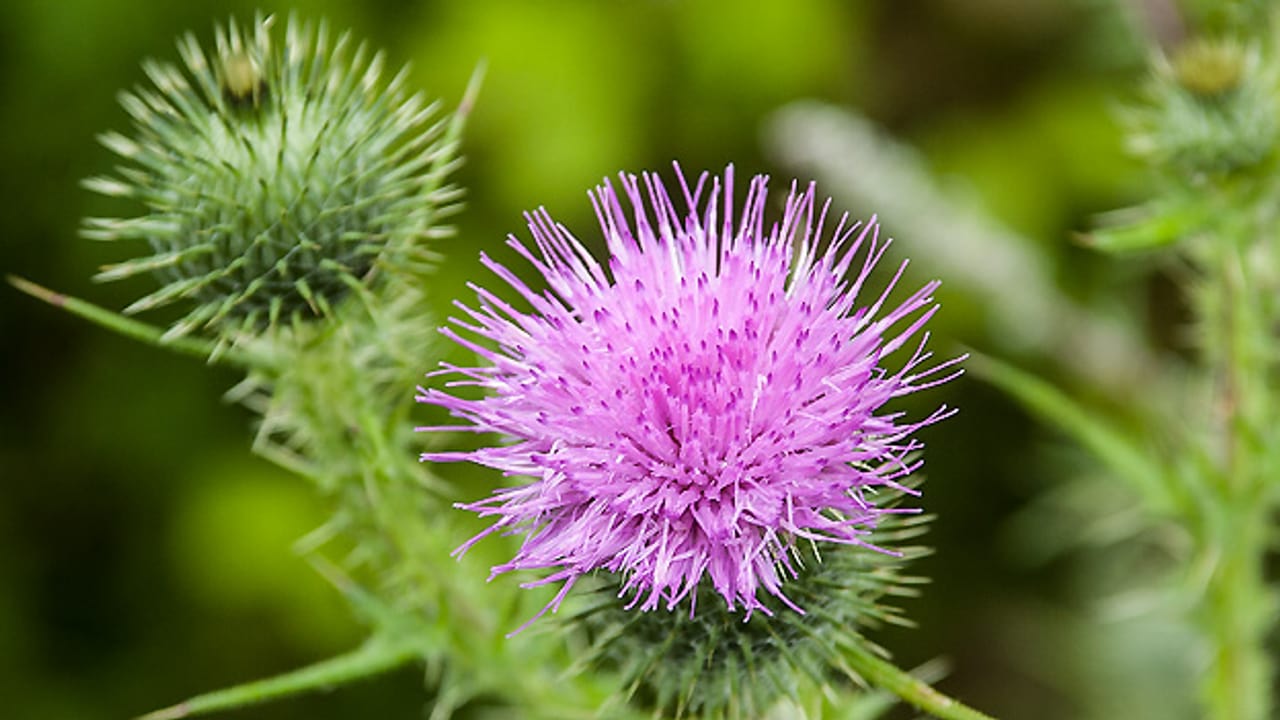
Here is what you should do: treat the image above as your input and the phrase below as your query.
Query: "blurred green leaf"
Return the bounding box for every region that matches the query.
[1085,202,1211,254]
[970,353,1171,515]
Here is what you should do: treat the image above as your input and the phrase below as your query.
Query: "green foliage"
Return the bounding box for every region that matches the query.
[982,6,1280,719]
[15,14,490,716]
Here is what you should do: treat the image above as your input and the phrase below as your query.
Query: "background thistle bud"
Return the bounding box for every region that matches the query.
[1173,38,1246,98]
[83,14,455,337]
[1126,37,1277,178]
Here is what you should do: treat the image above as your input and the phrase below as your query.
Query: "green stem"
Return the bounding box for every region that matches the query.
[7,275,256,366]
[840,642,996,720]
[1204,502,1269,720]
[136,634,420,720]
[1199,235,1272,720]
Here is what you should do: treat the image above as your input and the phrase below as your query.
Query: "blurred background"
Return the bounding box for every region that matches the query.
[0,0,1200,718]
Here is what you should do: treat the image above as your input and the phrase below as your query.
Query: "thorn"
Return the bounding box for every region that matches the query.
[8,275,67,308]
[457,59,487,121]
[135,703,191,720]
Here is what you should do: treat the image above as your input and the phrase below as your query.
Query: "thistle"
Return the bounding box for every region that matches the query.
[83,14,454,338]
[6,15,487,717]
[1129,36,1275,180]
[417,166,963,630]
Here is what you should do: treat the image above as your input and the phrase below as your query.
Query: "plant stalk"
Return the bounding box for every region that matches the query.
[840,641,997,720]
[1199,234,1273,720]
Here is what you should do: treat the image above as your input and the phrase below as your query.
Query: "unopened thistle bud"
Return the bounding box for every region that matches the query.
[83,15,456,338]
[1129,37,1277,177]
[1173,38,1246,98]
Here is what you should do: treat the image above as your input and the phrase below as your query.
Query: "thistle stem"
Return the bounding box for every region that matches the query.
[7,275,255,366]
[1204,506,1269,720]
[840,642,996,720]
[135,634,420,720]
[1199,234,1272,720]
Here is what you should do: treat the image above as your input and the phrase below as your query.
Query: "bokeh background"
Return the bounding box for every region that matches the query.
[0,0,1200,718]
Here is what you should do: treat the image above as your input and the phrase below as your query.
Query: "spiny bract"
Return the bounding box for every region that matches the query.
[84,14,455,337]
[418,165,963,631]
[572,476,932,719]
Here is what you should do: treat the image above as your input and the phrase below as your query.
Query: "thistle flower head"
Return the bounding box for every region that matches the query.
[83,14,457,337]
[418,166,962,627]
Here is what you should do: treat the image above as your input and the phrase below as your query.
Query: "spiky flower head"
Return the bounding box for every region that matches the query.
[84,14,456,338]
[418,166,962,628]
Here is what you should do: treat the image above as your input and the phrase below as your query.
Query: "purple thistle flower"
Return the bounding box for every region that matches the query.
[417,165,962,629]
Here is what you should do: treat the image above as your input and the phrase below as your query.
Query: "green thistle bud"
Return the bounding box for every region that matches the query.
[1127,38,1277,178]
[1173,39,1246,99]
[569,494,932,720]
[83,14,456,338]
